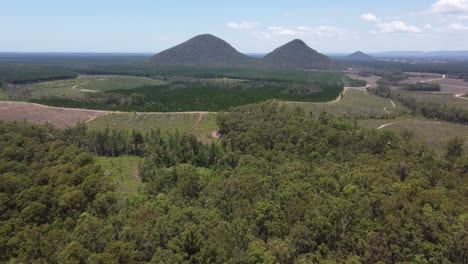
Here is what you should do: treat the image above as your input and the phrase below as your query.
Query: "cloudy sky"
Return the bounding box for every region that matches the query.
[1,0,468,53]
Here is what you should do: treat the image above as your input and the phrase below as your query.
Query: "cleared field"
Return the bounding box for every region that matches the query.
[401,73,468,94]
[95,156,143,200]
[359,117,468,153]
[435,78,468,94]
[87,112,219,141]
[285,88,404,118]
[20,75,166,99]
[400,92,468,110]
[346,74,380,86]
[0,101,107,128]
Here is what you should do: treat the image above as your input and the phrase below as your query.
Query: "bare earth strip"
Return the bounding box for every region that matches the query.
[0,101,108,128]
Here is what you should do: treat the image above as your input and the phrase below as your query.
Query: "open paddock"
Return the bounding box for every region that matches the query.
[359,117,468,153]
[0,101,107,128]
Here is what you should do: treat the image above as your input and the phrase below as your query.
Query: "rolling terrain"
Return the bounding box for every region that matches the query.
[263,39,335,70]
[342,51,374,61]
[149,34,258,67]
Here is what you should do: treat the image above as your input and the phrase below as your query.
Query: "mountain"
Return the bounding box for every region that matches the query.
[344,51,374,61]
[262,39,335,70]
[149,34,257,67]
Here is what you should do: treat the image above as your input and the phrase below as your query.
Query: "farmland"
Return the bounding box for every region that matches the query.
[10,75,166,100]
[399,74,468,94]
[398,92,468,110]
[359,117,468,152]
[31,71,351,112]
[285,88,404,118]
[0,101,106,128]
[87,112,218,141]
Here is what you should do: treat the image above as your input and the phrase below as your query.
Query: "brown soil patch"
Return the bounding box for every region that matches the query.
[0,101,108,128]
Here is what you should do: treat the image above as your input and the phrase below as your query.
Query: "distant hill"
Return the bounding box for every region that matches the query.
[149,35,336,70]
[149,34,257,67]
[262,39,335,70]
[370,51,468,59]
[344,51,374,61]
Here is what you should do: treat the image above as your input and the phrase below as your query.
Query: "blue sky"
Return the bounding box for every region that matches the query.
[1,0,468,53]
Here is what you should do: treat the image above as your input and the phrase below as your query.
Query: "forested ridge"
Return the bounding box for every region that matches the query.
[0,102,467,263]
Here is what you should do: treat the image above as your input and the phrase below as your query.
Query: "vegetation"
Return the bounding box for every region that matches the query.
[359,117,468,153]
[149,34,257,67]
[0,85,8,101]
[1,101,467,263]
[374,86,468,125]
[285,88,404,119]
[262,39,334,70]
[0,64,77,84]
[31,75,347,112]
[340,59,468,75]
[5,75,165,101]
[398,92,468,110]
[376,72,409,85]
[402,82,441,92]
[95,156,143,199]
[87,112,218,144]
[0,121,115,263]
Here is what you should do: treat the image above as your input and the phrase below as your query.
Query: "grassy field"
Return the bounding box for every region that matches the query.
[19,75,166,99]
[359,117,468,153]
[0,87,8,100]
[87,112,219,141]
[95,156,143,199]
[0,101,106,128]
[399,92,468,110]
[285,88,405,118]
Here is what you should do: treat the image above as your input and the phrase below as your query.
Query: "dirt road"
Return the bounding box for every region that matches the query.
[377,121,442,130]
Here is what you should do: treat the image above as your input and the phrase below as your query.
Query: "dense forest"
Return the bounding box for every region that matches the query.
[374,86,468,125]
[1,102,467,263]
[402,82,441,92]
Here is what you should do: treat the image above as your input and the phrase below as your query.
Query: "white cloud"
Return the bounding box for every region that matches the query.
[253,25,357,41]
[298,26,357,39]
[361,13,379,22]
[431,0,468,19]
[226,21,259,30]
[448,22,468,30]
[424,23,433,29]
[361,13,422,34]
[432,0,468,14]
[377,21,422,33]
[267,26,301,36]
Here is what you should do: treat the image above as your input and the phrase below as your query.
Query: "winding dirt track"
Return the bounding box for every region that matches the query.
[455,94,468,101]
[377,121,442,130]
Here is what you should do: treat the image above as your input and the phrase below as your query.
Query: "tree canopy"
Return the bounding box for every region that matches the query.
[0,102,467,263]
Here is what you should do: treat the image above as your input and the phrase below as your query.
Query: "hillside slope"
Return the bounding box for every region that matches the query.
[344,51,374,61]
[149,34,257,67]
[263,39,335,70]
